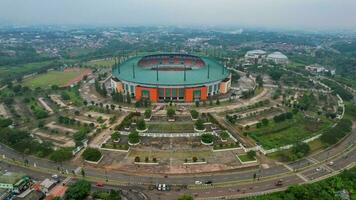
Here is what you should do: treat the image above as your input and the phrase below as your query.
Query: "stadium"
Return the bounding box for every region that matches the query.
[111,53,231,103]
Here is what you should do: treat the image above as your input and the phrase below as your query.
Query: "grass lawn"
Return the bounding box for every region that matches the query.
[238,154,256,162]
[22,69,88,89]
[85,59,115,68]
[345,102,356,121]
[0,61,53,79]
[128,149,212,159]
[247,113,333,149]
[65,86,84,106]
[147,122,194,133]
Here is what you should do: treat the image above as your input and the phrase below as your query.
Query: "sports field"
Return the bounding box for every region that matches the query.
[23,68,91,89]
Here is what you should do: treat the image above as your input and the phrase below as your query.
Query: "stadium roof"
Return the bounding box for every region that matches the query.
[112,54,229,86]
[246,50,266,55]
[267,52,288,59]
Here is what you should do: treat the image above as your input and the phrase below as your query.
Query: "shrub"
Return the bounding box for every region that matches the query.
[320,119,352,145]
[82,148,102,162]
[247,150,256,159]
[201,134,214,144]
[144,109,152,119]
[195,118,205,130]
[167,108,176,118]
[134,156,140,162]
[192,157,198,162]
[190,110,199,119]
[261,118,269,126]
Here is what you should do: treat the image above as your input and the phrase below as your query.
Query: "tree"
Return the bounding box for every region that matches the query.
[61,92,70,100]
[111,132,120,142]
[256,75,264,87]
[49,148,73,163]
[136,118,146,130]
[128,131,140,144]
[195,119,205,130]
[82,148,102,162]
[65,180,91,200]
[201,134,214,144]
[0,118,12,128]
[292,142,310,159]
[261,118,269,126]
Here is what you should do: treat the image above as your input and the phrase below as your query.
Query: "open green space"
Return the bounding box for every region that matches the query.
[147,122,194,133]
[237,154,256,162]
[85,58,115,68]
[247,113,333,149]
[22,69,87,89]
[0,61,53,80]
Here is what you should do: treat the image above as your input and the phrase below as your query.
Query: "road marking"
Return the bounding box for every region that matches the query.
[322,164,334,172]
[281,164,294,172]
[296,173,308,182]
[306,157,319,164]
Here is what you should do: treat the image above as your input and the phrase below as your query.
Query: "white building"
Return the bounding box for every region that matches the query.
[245,50,266,59]
[244,50,266,64]
[266,52,288,65]
[305,64,336,75]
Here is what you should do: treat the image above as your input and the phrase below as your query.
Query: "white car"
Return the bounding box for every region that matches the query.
[195,181,203,185]
[327,161,334,166]
[316,167,322,172]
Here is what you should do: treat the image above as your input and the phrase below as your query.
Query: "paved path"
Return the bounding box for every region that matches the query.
[89,113,128,148]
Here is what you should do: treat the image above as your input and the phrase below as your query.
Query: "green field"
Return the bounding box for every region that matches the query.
[85,59,115,68]
[147,122,194,133]
[22,69,87,89]
[238,154,256,162]
[247,113,333,149]
[0,61,53,79]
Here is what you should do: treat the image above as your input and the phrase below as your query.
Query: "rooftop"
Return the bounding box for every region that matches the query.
[0,172,26,184]
[267,52,288,59]
[112,53,230,86]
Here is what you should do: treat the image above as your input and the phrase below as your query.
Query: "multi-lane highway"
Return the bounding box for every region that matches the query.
[0,122,355,199]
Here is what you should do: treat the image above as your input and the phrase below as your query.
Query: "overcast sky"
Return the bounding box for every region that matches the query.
[0,0,355,30]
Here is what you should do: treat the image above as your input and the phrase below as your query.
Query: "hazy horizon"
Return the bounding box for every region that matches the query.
[1,0,356,31]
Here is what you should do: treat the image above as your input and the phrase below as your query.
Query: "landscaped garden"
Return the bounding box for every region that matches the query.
[246,112,333,149]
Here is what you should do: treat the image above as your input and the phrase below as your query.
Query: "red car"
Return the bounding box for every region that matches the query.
[95,182,104,187]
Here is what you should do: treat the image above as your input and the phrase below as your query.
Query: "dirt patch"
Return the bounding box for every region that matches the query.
[64,68,92,87]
